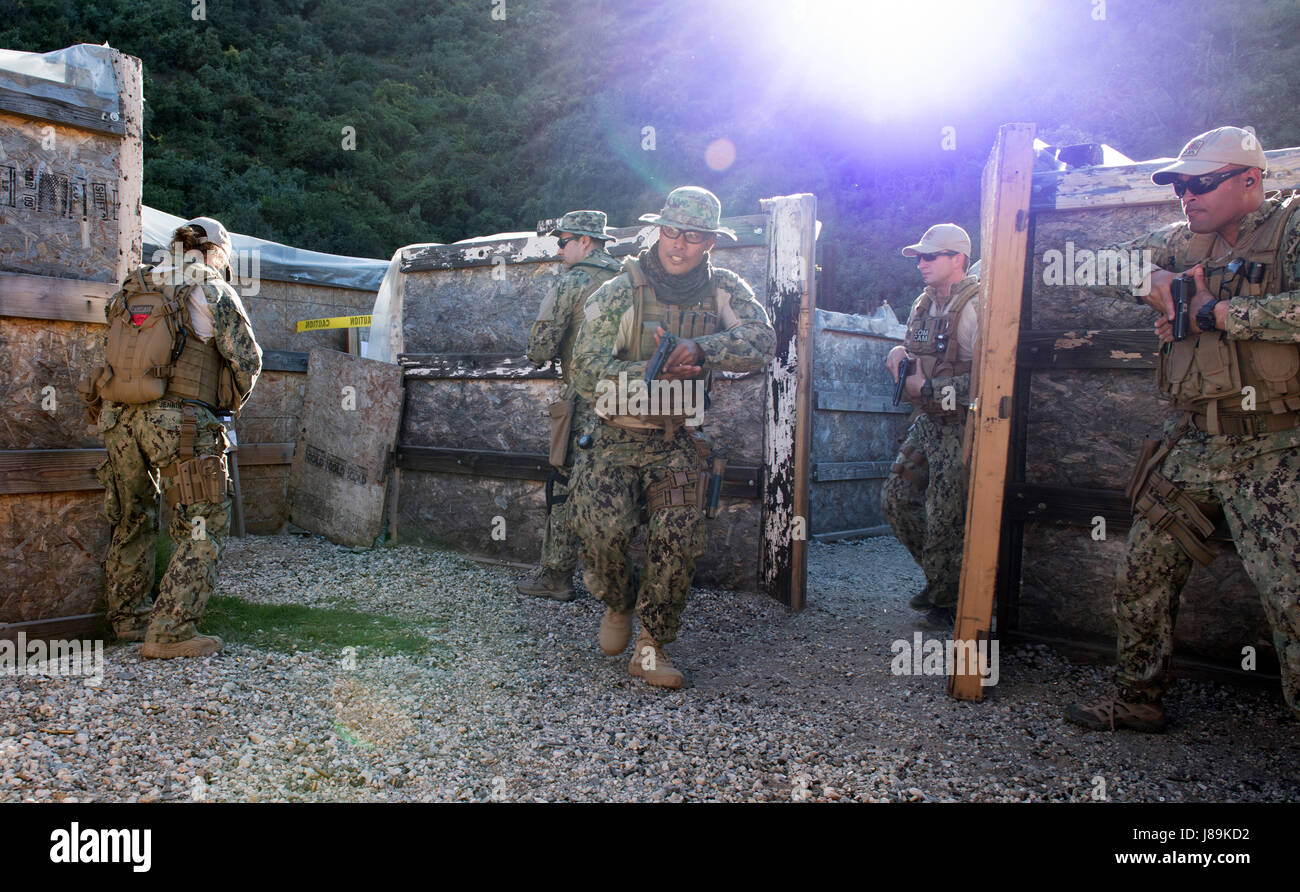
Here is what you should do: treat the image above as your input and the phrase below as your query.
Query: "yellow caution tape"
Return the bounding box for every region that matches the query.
[295,314,372,332]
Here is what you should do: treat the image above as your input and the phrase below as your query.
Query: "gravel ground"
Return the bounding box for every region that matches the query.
[2,533,1296,803]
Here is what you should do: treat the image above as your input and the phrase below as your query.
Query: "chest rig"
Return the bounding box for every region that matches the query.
[556,253,621,386]
[1159,197,1300,435]
[101,265,227,409]
[608,257,721,435]
[904,278,978,420]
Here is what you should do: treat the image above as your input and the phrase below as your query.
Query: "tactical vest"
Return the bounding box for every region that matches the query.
[101,266,226,409]
[557,252,621,384]
[904,276,979,419]
[1159,196,1300,433]
[607,257,721,433]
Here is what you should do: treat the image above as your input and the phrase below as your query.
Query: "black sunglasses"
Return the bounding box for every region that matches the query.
[916,251,958,262]
[556,235,583,249]
[1171,167,1249,198]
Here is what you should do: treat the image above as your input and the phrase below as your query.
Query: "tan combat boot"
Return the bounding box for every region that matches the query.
[598,608,634,655]
[516,567,576,601]
[142,634,223,660]
[628,631,683,689]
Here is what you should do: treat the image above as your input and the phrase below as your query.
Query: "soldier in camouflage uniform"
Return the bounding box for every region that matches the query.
[517,210,622,601]
[90,217,262,659]
[881,224,980,631]
[569,187,775,688]
[1066,127,1300,731]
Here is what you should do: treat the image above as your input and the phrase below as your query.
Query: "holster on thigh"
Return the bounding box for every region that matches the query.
[162,454,228,508]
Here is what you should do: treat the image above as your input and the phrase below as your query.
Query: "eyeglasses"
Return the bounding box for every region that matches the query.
[1171,167,1249,198]
[556,235,582,249]
[659,226,711,245]
[916,251,958,262]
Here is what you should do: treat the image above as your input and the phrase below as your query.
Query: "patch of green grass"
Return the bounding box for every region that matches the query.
[202,595,443,660]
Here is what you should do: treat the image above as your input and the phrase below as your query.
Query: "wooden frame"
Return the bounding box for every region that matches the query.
[951,123,1036,701]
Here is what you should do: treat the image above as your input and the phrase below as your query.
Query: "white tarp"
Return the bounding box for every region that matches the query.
[0,43,120,119]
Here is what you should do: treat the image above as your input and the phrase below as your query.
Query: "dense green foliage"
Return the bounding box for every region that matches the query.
[3,0,1298,315]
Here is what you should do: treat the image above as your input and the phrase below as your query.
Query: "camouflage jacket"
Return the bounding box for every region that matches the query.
[102,264,263,405]
[570,265,776,404]
[1105,196,1300,343]
[905,274,980,418]
[526,247,622,383]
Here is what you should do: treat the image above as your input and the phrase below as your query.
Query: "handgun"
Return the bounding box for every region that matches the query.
[644,329,678,384]
[1171,274,1192,341]
[893,356,912,407]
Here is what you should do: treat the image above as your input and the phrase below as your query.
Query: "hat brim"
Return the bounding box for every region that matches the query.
[1150,158,1235,185]
[639,213,737,241]
[548,227,612,241]
[901,244,968,258]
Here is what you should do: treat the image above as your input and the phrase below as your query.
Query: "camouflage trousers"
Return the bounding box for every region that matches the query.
[98,400,230,644]
[1115,424,1300,716]
[539,404,593,574]
[880,413,967,608]
[571,421,707,645]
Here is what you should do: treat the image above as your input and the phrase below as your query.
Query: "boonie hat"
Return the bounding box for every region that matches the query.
[549,210,613,242]
[901,223,971,258]
[639,186,737,241]
[1151,126,1267,185]
[182,216,233,257]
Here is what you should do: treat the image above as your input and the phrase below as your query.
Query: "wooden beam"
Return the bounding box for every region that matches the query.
[951,123,1036,701]
[399,352,558,380]
[397,444,760,499]
[0,448,102,494]
[262,350,309,373]
[0,613,112,644]
[1018,329,1159,370]
[239,443,295,466]
[759,193,817,611]
[811,461,893,482]
[815,389,912,415]
[1030,146,1300,211]
[0,86,127,137]
[112,49,144,284]
[0,270,116,323]
[0,442,295,494]
[811,524,893,542]
[400,215,770,273]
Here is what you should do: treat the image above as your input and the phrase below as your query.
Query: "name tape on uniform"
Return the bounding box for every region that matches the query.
[295,314,372,332]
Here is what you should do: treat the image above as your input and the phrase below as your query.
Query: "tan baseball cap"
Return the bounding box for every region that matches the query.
[1151,126,1267,185]
[182,216,233,256]
[901,223,971,258]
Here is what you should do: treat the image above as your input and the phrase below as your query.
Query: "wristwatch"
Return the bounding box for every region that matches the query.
[920,378,934,399]
[1196,298,1221,332]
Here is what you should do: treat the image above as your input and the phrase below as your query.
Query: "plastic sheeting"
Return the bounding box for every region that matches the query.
[0,44,120,119]
[144,206,390,293]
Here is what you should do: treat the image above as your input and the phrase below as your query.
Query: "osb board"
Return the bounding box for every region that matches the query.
[243,279,376,354]
[0,317,104,449]
[0,111,129,283]
[289,350,403,548]
[1028,203,1182,329]
[402,378,561,453]
[236,371,307,446]
[401,374,765,466]
[396,471,760,591]
[398,245,771,356]
[1019,522,1272,665]
[239,464,289,534]
[1023,368,1176,489]
[0,491,107,622]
